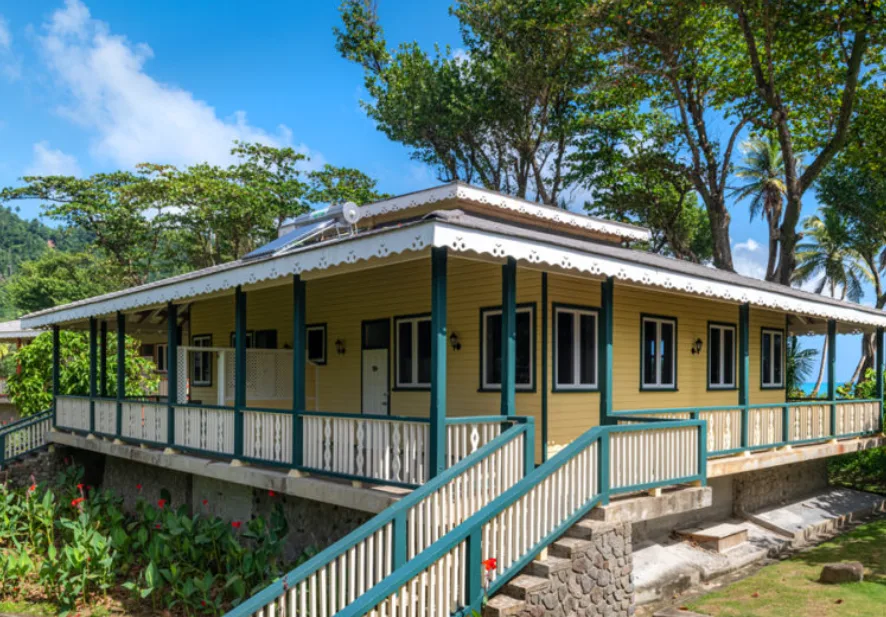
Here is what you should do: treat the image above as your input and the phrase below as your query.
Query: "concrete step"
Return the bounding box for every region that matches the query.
[654,609,710,617]
[483,594,526,617]
[525,555,572,578]
[548,536,593,559]
[676,523,748,553]
[502,574,551,600]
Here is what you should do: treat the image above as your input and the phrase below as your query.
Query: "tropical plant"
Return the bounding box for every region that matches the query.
[6,330,158,417]
[786,336,818,398]
[792,210,867,396]
[730,134,790,281]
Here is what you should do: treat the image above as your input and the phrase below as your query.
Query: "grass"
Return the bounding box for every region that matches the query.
[687,519,886,617]
[0,600,56,616]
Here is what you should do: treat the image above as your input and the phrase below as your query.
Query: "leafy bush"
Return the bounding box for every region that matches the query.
[0,466,294,616]
[7,330,159,417]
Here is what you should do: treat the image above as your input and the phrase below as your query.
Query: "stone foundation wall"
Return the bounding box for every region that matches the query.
[101,456,371,562]
[0,447,67,489]
[732,458,829,513]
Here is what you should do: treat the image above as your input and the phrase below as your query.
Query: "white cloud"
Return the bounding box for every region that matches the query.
[0,16,11,50]
[732,237,767,280]
[0,14,21,80]
[36,0,320,169]
[25,141,82,176]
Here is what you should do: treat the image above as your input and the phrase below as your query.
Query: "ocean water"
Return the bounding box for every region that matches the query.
[797,381,835,395]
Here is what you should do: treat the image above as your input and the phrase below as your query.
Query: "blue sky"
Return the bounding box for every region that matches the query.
[0,0,866,379]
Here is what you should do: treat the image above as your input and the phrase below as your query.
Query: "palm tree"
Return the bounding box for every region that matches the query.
[731,133,789,281]
[786,336,818,396]
[792,210,867,396]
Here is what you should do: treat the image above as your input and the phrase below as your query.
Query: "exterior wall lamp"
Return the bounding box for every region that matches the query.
[691,338,703,355]
[335,339,346,355]
[449,332,462,351]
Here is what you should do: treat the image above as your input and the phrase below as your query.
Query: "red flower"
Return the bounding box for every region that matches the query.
[155,523,162,529]
[201,601,206,607]
[28,484,37,494]
[202,499,208,506]
[157,499,167,509]
[482,558,497,573]
[268,490,276,497]
[71,497,85,507]
[231,521,242,530]
[77,483,85,490]
[136,484,142,492]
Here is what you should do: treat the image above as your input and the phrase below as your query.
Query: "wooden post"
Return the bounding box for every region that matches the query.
[292,275,306,468]
[541,272,548,460]
[599,277,614,425]
[739,303,750,449]
[167,303,178,445]
[828,319,837,436]
[116,312,125,435]
[89,317,97,433]
[234,286,247,458]
[876,327,884,402]
[99,321,108,398]
[500,257,517,416]
[429,247,448,478]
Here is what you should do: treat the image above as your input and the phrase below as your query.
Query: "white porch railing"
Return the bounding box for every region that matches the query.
[748,406,784,448]
[610,424,700,490]
[120,401,167,444]
[835,400,880,435]
[56,395,90,431]
[788,402,831,442]
[94,399,118,435]
[174,404,236,455]
[0,411,53,466]
[243,407,293,465]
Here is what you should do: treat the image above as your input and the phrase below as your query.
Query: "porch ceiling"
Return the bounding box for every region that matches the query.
[19,209,886,332]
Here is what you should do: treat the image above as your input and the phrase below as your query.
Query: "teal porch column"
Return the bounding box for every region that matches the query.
[116,312,125,433]
[99,321,108,398]
[89,317,97,433]
[599,277,614,425]
[876,327,884,402]
[738,304,750,448]
[541,272,549,459]
[429,247,448,478]
[234,286,247,458]
[292,275,306,467]
[827,319,837,436]
[166,303,178,445]
[52,326,60,423]
[500,257,517,416]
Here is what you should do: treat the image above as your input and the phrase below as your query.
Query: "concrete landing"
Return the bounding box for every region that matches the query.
[676,523,748,553]
[745,487,886,543]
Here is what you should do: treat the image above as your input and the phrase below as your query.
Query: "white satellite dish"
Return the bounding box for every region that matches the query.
[341,201,361,225]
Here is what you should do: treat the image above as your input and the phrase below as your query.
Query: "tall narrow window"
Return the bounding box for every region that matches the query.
[395,315,432,388]
[762,328,784,388]
[191,335,212,386]
[641,316,676,389]
[554,306,598,390]
[481,305,535,390]
[155,343,168,373]
[708,323,736,389]
[306,324,326,365]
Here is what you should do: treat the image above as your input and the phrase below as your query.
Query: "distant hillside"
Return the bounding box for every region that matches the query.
[0,205,93,317]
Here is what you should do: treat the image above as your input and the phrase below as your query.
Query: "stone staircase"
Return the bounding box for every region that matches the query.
[484,519,634,617]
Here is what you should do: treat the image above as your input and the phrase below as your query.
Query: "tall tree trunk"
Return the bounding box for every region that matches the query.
[707,195,734,271]
[811,337,827,397]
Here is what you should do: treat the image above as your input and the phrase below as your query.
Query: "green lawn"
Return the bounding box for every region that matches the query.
[687,519,886,617]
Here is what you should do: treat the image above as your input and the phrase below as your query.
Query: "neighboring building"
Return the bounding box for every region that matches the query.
[0,320,39,423]
[6,183,885,617]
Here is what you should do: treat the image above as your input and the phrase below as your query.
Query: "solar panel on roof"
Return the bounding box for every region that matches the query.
[243,219,335,260]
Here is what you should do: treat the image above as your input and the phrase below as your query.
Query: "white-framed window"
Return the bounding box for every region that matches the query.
[708,323,736,389]
[554,306,598,390]
[761,328,784,388]
[155,343,168,373]
[641,316,676,390]
[395,315,432,388]
[229,331,255,348]
[307,324,327,365]
[191,335,212,387]
[481,305,534,391]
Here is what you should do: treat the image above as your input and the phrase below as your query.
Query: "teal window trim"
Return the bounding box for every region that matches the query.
[707,321,737,391]
[393,312,432,390]
[760,327,786,390]
[552,302,600,393]
[639,314,678,391]
[479,302,537,393]
[191,334,213,387]
[306,323,327,365]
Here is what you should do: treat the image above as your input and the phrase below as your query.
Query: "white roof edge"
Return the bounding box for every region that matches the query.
[20,218,886,331]
[359,182,653,243]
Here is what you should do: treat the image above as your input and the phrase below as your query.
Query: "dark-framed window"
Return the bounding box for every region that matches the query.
[191,334,212,387]
[155,343,168,373]
[306,324,327,365]
[641,315,677,390]
[229,331,255,348]
[553,305,598,391]
[395,315,432,388]
[708,323,736,389]
[480,304,535,391]
[761,328,785,389]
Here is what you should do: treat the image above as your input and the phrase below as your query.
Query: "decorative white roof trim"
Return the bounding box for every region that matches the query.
[360,183,652,243]
[21,225,436,329]
[432,223,886,330]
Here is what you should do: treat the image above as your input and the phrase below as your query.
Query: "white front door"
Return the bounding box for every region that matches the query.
[362,349,389,415]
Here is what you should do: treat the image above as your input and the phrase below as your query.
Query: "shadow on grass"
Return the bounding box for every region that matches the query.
[793,519,886,585]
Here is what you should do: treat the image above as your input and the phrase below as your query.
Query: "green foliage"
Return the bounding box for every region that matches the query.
[6,331,158,417]
[0,467,298,616]
[307,164,391,206]
[5,251,127,315]
[792,209,867,302]
[786,336,818,397]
